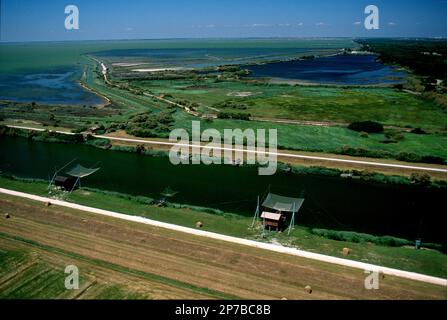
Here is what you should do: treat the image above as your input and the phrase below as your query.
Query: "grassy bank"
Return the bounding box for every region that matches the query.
[0,175,445,278]
[173,112,447,163]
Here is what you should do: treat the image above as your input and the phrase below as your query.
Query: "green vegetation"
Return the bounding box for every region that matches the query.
[1,175,445,278]
[93,285,149,300]
[358,39,447,82]
[359,38,447,111]
[124,111,175,138]
[173,113,447,163]
[310,228,443,252]
[0,258,68,299]
[0,234,233,300]
[132,78,447,130]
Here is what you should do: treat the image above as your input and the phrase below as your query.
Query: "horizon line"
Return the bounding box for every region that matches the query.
[1,35,446,45]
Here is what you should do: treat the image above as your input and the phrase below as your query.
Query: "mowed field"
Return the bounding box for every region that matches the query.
[0,194,445,300]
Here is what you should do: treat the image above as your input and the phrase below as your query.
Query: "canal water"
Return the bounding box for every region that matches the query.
[0,136,445,245]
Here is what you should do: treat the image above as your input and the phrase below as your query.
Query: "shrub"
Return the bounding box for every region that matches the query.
[396,152,445,165]
[217,112,251,121]
[348,121,384,133]
[420,155,445,165]
[125,111,174,138]
[411,127,427,135]
[310,228,414,248]
[0,124,8,135]
[393,84,404,90]
[338,146,392,159]
[396,152,421,163]
[410,173,431,186]
[213,100,248,110]
[217,112,231,119]
[71,126,89,134]
[386,131,405,141]
[85,137,110,148]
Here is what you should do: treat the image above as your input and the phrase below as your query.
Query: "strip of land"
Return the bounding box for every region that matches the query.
[6,124,447,179]
[0,191,445,299]
[1,187,445,289]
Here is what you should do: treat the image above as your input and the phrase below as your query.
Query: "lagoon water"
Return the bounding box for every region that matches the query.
[0,136,445,245]
[2,39,386,105]
[0,39,352,105]
[245,54,407,85]
[0,67,104,106]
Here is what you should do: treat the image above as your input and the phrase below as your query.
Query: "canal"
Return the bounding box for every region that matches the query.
[0,135,445,245]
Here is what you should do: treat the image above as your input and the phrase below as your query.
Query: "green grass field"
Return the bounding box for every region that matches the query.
[133,78,447,130]
[174,112,447,159]
[0,254,68,299]
[1,176,445,279]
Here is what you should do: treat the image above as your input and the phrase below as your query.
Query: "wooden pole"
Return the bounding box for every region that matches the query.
[70,177,80,193]
[251,196,260,228]
[288,202,296,235]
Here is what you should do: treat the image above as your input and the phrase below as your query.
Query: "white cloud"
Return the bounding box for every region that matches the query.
[388,22,397,26]
[297,22,304,26]
[316,22,326,26]
[353,21,361,26]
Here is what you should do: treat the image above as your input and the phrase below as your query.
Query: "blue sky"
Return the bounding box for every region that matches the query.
[1,0,446,42]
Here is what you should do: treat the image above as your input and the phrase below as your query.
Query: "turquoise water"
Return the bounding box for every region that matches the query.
[0,39,352,105]
[0,66,104,105]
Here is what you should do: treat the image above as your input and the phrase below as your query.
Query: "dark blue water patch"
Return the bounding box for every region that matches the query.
[0,66,104,106]
[244,54,407,85]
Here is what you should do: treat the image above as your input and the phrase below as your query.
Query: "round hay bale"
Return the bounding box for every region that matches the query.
[304,285,312,294]
[45,201,52,207]
[196,221,204,228]
[342,247,351,256]
[281,297,288,300]
[379,271,386,280]
[5,213,10,219]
